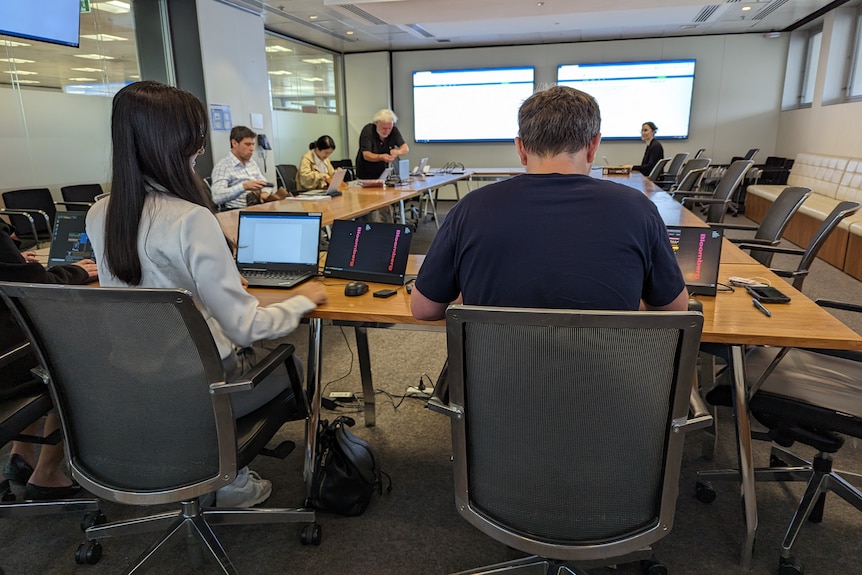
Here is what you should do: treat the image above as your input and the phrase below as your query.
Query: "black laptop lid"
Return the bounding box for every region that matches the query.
[236,211,321,272]
[47,212,94,268]
[667,225,723,296]
[323,220,413,285]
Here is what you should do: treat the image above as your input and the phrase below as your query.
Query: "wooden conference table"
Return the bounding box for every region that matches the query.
[247,170,862,568]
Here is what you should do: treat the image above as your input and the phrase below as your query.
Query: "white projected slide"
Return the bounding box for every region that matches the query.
[557,60,696,140]
[413,68,534,142]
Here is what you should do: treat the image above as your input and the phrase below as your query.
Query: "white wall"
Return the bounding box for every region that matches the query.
[196,0,276,180]
[0,87,112,198]
[376,34,788,169]
[344,52,391,161]
[272,110,346,167]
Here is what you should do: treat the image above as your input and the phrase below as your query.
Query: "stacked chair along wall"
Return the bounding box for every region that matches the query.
[428,305,711,575]
[697,300,862,575]
[711,186,812,266]
[0,189,56,249]
[0,282,320,574]
[681,159,754,224]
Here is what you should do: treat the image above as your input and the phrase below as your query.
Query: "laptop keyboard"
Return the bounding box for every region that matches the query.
[242,270,309,281]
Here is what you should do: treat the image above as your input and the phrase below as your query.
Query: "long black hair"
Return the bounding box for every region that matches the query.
[105,81,211,285]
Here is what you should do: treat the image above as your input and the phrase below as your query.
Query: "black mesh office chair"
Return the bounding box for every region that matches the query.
[694,148,707,158]
[646,157,671,183]
[276,164,300,194]
[710,186,812,266]
[737,201,860,290]
[60,184,103,212]
[698,299,862,575]
[667,158,711,196]
[0,283,320,573]
[681,159,753,224]
[330,159,355,182]
[0,189,56,248]
[429,306,710,575]
[655,152,690,189]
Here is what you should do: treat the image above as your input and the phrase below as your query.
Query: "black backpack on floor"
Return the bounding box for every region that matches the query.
[309,416,390,516]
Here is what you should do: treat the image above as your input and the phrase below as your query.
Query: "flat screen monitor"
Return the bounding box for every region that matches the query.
[413,67,535,143]
[557,60,696,140]
[0,0,81,48]
[323,220,413,285]
[666,225,723,296]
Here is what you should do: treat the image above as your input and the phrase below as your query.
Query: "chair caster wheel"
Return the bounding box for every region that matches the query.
[695,480,716,503]
[301,523,322,545]
[640,559,667,575]
[80,510,107,531]
[75,541,102,565]
[778,555,803,575]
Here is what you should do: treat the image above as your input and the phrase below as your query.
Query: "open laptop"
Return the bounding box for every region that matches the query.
[411,157,429,178]
[300,168,346,197]
[323,219,413,285]
[358,168,391,187]
[235,211,322,288]
[666,225,723,296]
[46,212,95,270]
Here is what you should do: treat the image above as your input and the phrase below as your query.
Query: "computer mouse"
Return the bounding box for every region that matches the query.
[344,281,369,297]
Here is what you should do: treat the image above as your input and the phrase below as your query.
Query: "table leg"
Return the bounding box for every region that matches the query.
[354,326,376,427]
[730,344,757,568]
[303,318,323,493]
[398,200,406,225]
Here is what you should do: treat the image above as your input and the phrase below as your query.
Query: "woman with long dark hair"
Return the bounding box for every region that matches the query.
[87,81,327,508]
[632,121,664,175]
[298,135,336,190]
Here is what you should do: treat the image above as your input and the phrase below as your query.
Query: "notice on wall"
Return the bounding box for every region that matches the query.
[210,104,232,132]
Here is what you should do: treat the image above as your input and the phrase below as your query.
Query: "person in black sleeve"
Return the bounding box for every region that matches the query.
[632,121,664,175]
[1,220,97,500]
[354,109,410,179]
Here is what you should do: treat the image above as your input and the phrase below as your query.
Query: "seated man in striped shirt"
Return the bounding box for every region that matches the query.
[210,126,286,210]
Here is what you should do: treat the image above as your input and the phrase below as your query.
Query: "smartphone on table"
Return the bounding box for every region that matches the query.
[746,285,791,304]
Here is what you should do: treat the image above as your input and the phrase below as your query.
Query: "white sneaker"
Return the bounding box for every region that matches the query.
[216,468,272,508]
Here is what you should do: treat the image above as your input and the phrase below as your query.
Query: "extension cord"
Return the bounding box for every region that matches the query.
[406,386,432,397]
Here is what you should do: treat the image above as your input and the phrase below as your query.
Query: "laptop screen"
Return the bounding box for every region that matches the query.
[666,225,723,296]
[323,220,413,285]
[47,212,94,268]
[236,211,321,267]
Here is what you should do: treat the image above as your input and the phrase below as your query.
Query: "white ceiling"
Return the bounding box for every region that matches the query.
[234,0,853,53]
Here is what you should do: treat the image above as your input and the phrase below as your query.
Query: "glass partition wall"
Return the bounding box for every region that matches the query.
[265,33,348,172]
[1,1,139,193]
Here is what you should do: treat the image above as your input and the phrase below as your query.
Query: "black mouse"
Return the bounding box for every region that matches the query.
[344,281,369,296]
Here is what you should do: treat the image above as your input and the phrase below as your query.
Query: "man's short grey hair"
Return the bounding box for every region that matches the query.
[517,86,601,158]
[373,109,398,124]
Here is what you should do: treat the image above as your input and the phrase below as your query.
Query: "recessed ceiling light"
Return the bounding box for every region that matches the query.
[346,31,354,35]
[741,6,752,11]
[302,58,332,65]
[3,70,38,75]
[268,70,293,75]
[69,77,98,81]
[72,67,103,72]
[537,1,544,6]
[74,54,116,60]
[265,45,292,53]
[14,79,40,84]
[680,24,698,30]
[301,77,323,82]
[80,33,127,41]
[309,15,318,20]
[0,58,35,64]
[0,39,30,47]
[92,1,130,14]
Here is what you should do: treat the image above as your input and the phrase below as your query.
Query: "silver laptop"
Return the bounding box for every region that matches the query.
[46,212,95,269]
[412,157,429,177]
[300,168,346,197]
[235,211,322,288]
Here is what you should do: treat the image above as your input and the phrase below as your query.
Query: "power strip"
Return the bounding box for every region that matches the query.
[406,386,432,397]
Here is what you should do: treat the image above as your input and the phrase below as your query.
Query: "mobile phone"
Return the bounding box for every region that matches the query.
[746,285,791,304]
[373,289,397,298]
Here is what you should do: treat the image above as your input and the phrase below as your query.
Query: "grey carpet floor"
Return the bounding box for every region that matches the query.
[2,200,861,574]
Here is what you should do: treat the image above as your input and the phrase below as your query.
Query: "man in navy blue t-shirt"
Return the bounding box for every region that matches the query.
[411,86,687,321]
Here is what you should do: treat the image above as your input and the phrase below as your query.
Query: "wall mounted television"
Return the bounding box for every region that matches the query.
[0,0,81,48]
[557,60,696,140]
[413,67,534,143]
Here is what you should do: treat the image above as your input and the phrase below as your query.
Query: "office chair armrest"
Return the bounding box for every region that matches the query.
[770,269,808,281]
[54,201,93,209]
[677,189,713,198]
[211,343,296,394]
[0,341,31,368]
[0,209,45,245]
[711,222,758,232]
[680,197,727,206]
[729,238,776,245]
[675,387,714,433]
[736,244,804,256]
[815,299,862,314]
